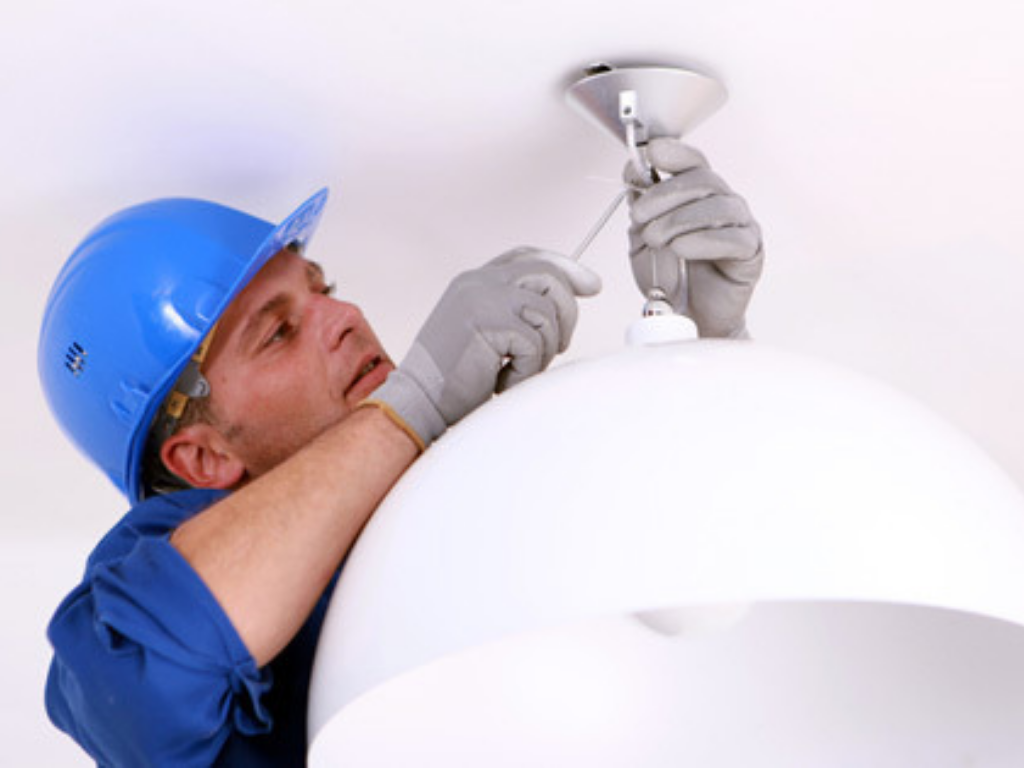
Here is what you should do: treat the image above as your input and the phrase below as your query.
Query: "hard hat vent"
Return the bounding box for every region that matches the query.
[64,341,87,377]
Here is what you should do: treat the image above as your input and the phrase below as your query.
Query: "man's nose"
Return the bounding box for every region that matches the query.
[313,296,363,352]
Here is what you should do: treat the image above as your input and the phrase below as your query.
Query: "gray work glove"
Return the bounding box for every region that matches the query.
[369,247,601,448]
[626,139,764,339]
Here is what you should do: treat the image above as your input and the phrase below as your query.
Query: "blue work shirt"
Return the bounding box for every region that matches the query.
[45,488,337,766]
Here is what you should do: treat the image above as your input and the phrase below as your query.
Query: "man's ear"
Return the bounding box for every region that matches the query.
[160,423,246,491]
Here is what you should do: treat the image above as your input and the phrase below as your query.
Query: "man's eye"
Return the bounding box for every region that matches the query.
[320,282,337,297]
[265,321,296,347]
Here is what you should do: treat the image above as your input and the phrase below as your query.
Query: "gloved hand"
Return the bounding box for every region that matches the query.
[625,139,764,339]
[367,247,601,448]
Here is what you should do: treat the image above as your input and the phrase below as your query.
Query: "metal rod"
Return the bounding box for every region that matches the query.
[570,188,631,262]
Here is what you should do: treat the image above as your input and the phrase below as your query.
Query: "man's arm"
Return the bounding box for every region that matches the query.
[170,405,416,667]
[44,414,411,764]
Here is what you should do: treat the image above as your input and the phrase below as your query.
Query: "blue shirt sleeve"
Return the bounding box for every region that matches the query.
[45,489,275,767]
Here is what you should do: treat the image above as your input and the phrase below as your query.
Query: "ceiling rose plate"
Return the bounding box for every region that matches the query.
[565,63,728,146]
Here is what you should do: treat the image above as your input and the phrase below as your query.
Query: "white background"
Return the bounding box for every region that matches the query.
[2,0,1022,762]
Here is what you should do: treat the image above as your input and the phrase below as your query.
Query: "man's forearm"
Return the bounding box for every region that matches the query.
[170,406,419,667]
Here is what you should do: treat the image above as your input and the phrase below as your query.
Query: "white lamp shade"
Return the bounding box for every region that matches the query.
[308,341,1024,764]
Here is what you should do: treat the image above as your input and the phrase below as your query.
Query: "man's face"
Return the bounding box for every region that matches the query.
[199,248,394,480]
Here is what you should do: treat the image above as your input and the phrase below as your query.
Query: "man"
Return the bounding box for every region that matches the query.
[39,139,762,765]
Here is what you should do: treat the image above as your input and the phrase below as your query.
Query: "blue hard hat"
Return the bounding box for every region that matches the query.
[38,188,329,505]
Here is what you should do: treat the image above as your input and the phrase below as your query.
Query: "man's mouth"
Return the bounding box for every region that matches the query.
[346,355,386,397]
[359,358,380,379]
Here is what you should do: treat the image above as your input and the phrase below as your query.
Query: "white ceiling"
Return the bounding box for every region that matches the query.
[4,0,1024,537]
